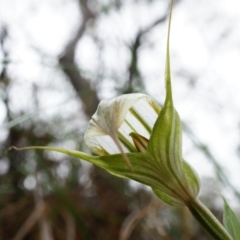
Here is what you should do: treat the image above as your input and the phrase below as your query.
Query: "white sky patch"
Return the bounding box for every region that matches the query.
[76,35,99,74]
[98,78,117,99]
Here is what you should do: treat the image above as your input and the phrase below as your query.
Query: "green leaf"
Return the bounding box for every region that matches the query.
[223,197,240,240]
[11,146,193,205]
[12,146,178,194]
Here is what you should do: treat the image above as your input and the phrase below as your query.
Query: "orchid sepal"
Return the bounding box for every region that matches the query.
[12,145,199,207]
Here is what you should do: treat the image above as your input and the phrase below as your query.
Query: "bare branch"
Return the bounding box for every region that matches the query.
[126,0,181,93]
[59,0,99,117]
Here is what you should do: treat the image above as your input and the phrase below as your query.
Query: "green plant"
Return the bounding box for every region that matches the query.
[11,1,240,239]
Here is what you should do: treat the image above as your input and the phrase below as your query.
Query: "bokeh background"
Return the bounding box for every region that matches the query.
[1,0,240,239]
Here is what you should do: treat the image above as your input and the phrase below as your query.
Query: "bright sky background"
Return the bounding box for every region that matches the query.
[1,0,240,205]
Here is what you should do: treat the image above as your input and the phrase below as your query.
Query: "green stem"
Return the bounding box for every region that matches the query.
[187,198,232,240]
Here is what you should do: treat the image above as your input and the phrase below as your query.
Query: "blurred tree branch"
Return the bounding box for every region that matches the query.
[125,0,181,93]
[59,0,99,117]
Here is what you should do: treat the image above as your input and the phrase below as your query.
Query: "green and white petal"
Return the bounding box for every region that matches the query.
[84,93,160,156]
[146,1,199,202]
[147,103,200,202]
[152,161,200,207]
[183,161,200,199]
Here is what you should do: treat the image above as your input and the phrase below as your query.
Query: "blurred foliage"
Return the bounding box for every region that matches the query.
[0,0,238,239]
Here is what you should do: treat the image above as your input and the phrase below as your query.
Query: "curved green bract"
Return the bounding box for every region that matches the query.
[151,161,200,207]
[146,0,199,202]
[13,146,176,192]
[12,146,198,207]
[152,187,183,207]
[183,161,200,198]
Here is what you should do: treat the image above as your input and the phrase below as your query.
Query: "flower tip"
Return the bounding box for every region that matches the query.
[129,132,148,152]
[6,146,18,155]
[8,146,18,151]
[7,146,26,153]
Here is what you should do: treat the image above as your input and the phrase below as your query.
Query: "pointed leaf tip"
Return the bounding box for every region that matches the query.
[164,0,174,106]
[223,196,240,240]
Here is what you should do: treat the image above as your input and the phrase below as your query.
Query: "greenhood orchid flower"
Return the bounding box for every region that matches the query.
[17,91,200,207]
[11,1,200,208]
[82,92,200,207]
[12,10,201,205]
